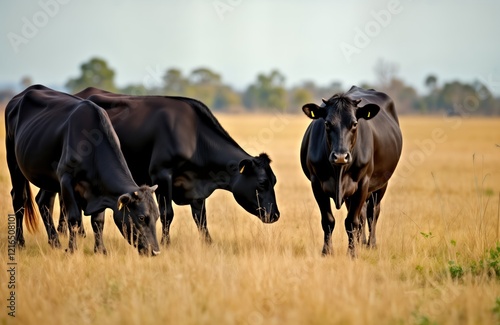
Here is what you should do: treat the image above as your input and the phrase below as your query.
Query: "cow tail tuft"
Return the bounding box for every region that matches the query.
[24,182,39,233]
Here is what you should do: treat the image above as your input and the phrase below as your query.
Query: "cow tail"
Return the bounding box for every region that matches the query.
[24,181,39,233]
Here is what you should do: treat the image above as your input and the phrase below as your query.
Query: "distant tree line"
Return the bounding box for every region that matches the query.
[5,56,500,115]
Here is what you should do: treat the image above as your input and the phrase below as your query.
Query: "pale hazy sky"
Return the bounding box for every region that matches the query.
[1,0,499,95]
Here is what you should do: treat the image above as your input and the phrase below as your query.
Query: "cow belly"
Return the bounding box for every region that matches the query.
[172,173,197,204]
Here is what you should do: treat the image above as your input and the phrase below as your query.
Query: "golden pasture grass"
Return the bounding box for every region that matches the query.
[0,112,500,325]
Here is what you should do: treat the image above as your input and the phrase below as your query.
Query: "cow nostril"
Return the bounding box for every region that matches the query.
[331,152,349,164]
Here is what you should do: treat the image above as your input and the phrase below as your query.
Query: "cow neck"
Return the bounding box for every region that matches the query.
[92,140,138,198]
[196,125,250,191]
[78,157,138,216]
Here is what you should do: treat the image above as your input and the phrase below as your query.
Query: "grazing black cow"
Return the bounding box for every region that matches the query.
[5,85,160,255]
[37,87,280,248]
[300,86,402,256]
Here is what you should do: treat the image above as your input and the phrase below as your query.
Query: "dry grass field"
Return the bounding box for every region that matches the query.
[1,112,500,325]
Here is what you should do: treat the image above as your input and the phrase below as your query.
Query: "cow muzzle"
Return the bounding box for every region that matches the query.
[330,152,351,165]
[258,204,280,223]
[138,244,161,256]
[263,211,280,223]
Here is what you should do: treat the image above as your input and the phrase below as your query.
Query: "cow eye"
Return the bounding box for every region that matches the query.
[324,121,332,130]
[351,121,358,129]
[258,181,268,191]
[138,215,145,222]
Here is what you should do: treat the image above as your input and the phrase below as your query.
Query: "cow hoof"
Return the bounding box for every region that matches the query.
[321,247,333,256]
[161,235,171,246]
[78,228,86,238]
[202,235,213,245]
[17,242,26,249]
[49,238,61,249]
[94,246,108,255]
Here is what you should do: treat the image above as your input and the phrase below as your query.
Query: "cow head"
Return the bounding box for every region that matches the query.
[232,153,280,223]
[302,95,380,165]
[114,185,160,256]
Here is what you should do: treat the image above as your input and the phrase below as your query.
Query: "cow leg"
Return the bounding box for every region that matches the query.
[10,187,26,248]
[57,194,85,238]
[312,181,335,255]
[91,212,107,254]
[191,199,212,244]
[359,201,368,246]
[35,190,61,248]
[77,222,86,238]
[345,181,369,258]
[57,194,68,235]
[7,140,26,248]
[60,175,82,253]
[153,169,174,246]
[367,186,387,248]
[9,165,28,248]
[158,191,174,246]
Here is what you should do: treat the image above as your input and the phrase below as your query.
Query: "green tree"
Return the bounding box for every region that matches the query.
[290,87,314,112]
[21,76,33,89]
[163,68,188,95]
[438,81,476,115]
[243,70,287,111]
[423,74,439,112]
[120,84,150,96]
[472,80,497,115]
[425,74,438,92]
[65,57,117,93]
[189,68,221,86]
[423,79,498,115]
[185,67,222,108]
[384,78,420,114]
[213,86,242,110]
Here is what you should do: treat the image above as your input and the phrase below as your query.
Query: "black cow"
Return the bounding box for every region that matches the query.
[5,85,160,255]
[37,87,280,250]
[300,86,402,256]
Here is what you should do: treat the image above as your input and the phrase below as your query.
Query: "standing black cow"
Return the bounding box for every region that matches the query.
[300,86,402,256]
[37,87,280,250]
[5,85,160,255]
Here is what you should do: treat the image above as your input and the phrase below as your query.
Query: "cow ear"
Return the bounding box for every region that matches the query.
[356,103,380,120]
[150,184,158,192]
[302,103,325,119]
[238,159,254,175]
[118,193,133,210]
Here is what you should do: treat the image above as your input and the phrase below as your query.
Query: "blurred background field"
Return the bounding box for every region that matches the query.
[1,111,500,325]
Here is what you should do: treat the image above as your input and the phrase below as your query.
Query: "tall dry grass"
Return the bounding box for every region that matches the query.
[0,112,499,325]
